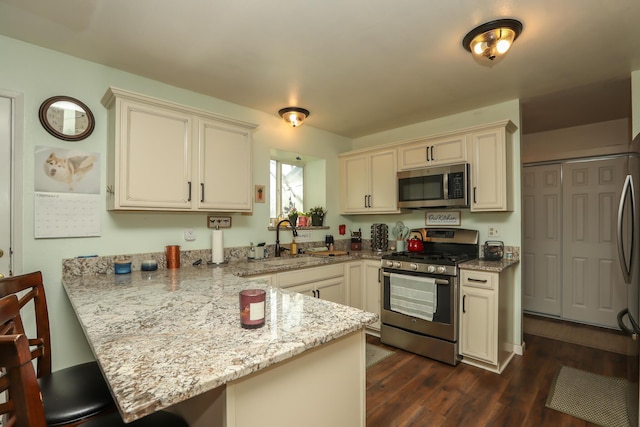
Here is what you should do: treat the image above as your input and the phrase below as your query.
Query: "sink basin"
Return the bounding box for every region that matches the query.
[258,256,322,267]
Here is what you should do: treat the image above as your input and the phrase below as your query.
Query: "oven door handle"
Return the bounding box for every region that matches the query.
[381,271,449,285]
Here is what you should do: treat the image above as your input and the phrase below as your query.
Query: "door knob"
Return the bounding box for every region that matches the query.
[0,248,4,258]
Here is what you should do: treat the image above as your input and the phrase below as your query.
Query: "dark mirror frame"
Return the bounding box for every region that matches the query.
[38,96,95,142]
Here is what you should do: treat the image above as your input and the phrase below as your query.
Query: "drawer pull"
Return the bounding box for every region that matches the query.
[468,278,488,283]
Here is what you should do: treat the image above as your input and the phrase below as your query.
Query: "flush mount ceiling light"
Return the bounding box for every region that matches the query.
[278,107,310,128]
[462,19,523,62]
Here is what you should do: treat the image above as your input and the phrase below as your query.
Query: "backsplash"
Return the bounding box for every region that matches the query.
[62,238,377,276]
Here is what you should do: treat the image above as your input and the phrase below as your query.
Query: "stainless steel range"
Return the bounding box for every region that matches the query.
[380,227,479,365]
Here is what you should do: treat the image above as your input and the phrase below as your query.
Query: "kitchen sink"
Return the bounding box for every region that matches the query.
[257,256,323,267]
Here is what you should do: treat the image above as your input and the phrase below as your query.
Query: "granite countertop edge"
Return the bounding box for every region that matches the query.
[459,258,520,272]
[62,261,379,422]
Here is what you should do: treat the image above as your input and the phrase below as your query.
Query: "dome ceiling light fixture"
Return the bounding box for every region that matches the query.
[462,18,523,63]
[278,107,310,128]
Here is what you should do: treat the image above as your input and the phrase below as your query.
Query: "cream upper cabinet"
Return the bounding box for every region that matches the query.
[102,87,257,212]
[197,118,252,211]
[469,121,517,212]
[397,134,467,170]
[339,148,400,214]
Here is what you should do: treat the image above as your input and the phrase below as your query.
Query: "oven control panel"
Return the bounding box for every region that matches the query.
[381,259,456,276]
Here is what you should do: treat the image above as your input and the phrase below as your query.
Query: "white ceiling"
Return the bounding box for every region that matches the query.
[1,0,639,137]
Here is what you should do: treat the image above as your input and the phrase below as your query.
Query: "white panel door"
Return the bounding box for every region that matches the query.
[0,96,11,277]
[522,164,562,315]
[562,158,628,327]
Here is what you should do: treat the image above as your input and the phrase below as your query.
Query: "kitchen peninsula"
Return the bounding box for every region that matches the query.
[62,265,377,427]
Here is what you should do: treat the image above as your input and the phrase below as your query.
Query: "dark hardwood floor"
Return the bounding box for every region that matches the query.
[366,333,633,427]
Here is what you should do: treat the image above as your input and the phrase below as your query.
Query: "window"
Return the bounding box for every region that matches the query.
[270,159,304,218]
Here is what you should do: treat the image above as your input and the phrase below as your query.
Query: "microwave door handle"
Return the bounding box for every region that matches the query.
[617,174,635,284]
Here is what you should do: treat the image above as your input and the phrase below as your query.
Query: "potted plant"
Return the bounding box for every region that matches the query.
[309,206,327,226]
[287,207,298,226]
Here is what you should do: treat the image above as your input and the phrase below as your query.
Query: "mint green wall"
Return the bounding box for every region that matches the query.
[1,35,351,369]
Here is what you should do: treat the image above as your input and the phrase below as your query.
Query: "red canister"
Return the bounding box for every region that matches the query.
[239,289,266,329]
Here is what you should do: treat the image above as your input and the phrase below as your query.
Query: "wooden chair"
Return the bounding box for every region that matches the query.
[0,271,116,426]
[0,294,189,427]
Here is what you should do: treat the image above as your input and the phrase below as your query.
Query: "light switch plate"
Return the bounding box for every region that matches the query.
[207,216,232,228]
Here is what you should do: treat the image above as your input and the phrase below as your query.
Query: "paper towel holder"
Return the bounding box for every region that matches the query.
[210,226,228,266]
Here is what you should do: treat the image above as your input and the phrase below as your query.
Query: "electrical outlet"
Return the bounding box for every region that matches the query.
[184,228,196,241]
[296,230,312,242]
[488,225,500,238]
[207,216,232,228]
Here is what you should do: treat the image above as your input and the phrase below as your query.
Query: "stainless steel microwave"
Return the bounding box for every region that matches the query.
[397,163,470,209]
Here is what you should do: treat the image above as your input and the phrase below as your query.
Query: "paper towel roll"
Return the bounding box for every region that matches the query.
[212,229,224,264]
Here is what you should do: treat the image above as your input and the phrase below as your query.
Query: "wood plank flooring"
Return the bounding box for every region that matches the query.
[366,333,633,427]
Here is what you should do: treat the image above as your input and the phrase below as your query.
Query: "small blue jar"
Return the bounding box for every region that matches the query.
[114,259,132,274]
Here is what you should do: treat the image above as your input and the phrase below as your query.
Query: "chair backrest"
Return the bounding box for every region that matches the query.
[0,294,47,427]
[0,271,52,378]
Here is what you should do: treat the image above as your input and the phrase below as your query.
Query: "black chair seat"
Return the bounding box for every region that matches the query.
[39,361,116,426]
[81,410,189,427]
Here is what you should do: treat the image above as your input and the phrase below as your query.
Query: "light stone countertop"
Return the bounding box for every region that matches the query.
[62,265,378,423]
[459,257,520,272]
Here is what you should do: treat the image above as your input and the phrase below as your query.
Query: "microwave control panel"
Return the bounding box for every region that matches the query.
[448,171,465,199]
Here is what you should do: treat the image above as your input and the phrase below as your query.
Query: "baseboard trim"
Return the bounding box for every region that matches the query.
[523,313,636,356]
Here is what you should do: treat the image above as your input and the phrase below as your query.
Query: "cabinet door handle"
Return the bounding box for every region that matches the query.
[201,183,205,203]
[430,145,435,161]
[426,146,430,161]
[187,181,192,202]
[317,289,321,299]
[364,195,368,208]
[462,295,466,313]
[368,195,372,208]
[473,187,477,203]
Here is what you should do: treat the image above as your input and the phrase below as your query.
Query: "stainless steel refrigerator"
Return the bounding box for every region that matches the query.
[616,148,640,427]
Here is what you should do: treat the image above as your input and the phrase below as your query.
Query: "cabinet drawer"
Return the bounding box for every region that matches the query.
[278,264,344,287]
[461,270,497,290]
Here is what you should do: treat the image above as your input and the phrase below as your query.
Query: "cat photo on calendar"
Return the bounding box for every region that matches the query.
[35,146,100,194]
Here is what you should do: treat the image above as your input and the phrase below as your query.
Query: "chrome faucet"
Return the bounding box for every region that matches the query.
[275,219,298,257]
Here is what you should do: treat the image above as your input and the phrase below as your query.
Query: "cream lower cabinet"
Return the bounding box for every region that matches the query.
[459,268,515,373]
[363,260,381,332]
[344,261,363,309]
[469,121,517,212]
[339,148,400,214]
[102,87,256,212]
[277,264,345,304]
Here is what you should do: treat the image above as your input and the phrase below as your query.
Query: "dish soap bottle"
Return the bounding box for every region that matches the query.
[290,239,298,255]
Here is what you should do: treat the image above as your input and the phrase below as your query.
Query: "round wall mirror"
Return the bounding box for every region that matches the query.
[39,96,95,141]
